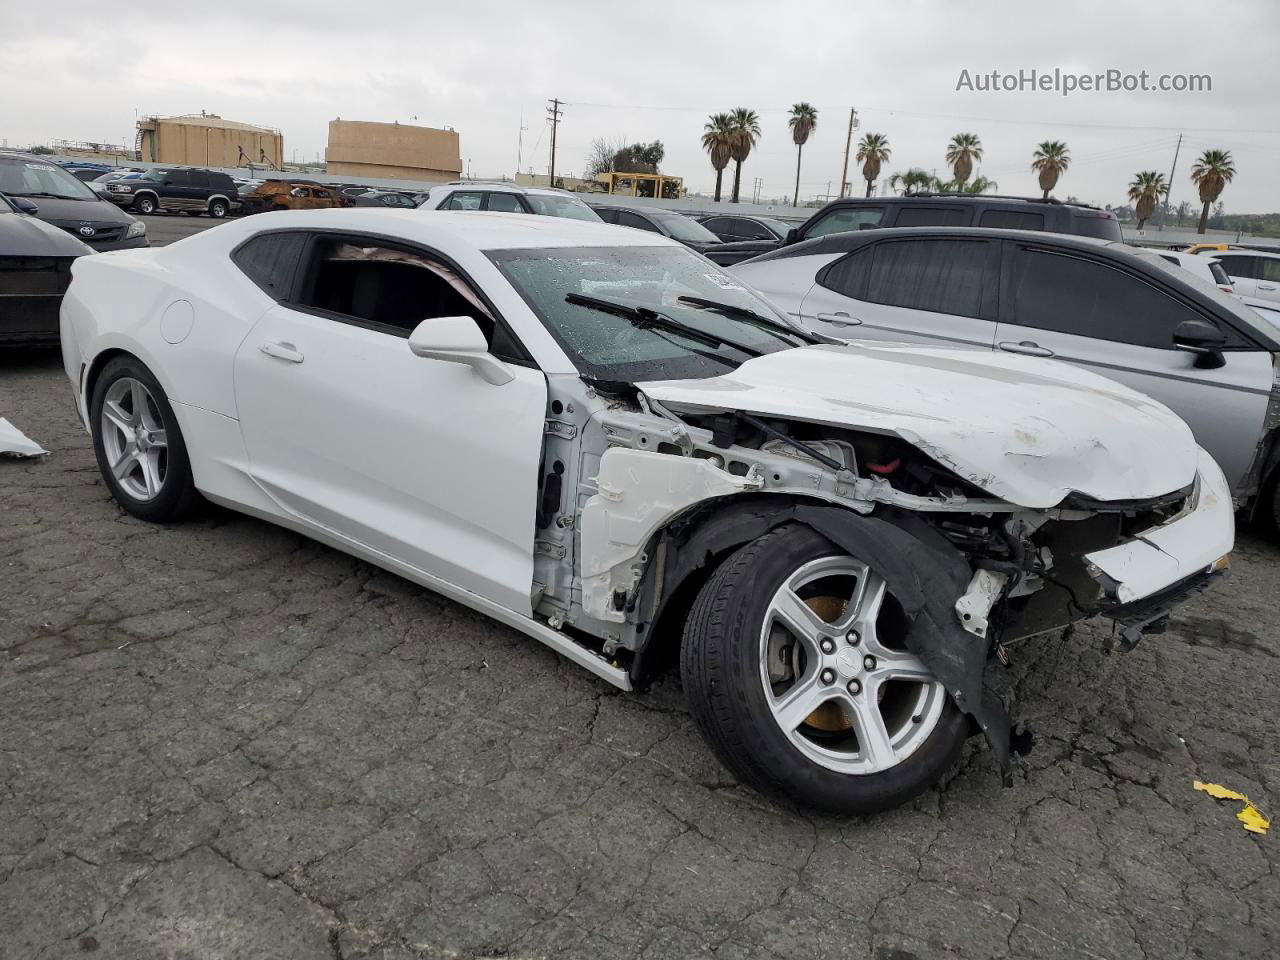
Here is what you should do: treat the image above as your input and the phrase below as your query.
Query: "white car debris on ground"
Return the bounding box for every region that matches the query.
[0,417,47,457]
[57,208,1235,813]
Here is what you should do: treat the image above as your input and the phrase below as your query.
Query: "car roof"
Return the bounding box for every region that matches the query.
[175,207,679,252]
[433,181,573,198]
[756,225,1117,263]
[830,193,1107,212]
[1220,248,1280,259]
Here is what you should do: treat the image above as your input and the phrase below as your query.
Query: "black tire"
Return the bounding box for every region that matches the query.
[133,194,158,215]
[208,198,228,218]
[90,355,199,523]
[1261,468,1280,539]
[681,523,968,815]
[183,210,202,217]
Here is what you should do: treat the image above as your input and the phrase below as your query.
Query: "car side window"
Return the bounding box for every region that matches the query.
[804,207,885,240]
[1216,255,1258,279]
[618,211,660,232]
[231,232,308,300]
[486,192,524,213]
[595,209,619,224]
[189,170,211,190]
[978,209,1045,230]
[165,169,192,188]
[441,191,483,210]
[1011,248,1216,350]
[735,219,773,240]
[862,239,993,318]
[1259,259,1280,283]
[701,217,731,237]
[893,206,972,227]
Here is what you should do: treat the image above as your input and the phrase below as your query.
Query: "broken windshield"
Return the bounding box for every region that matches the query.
[488,244,801,381]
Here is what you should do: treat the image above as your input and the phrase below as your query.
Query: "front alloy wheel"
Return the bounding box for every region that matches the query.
[682,524,968,814]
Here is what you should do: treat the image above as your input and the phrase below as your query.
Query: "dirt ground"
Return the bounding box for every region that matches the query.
[2,347,1277,960]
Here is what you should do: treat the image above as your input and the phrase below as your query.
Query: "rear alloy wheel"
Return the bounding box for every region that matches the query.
[682,524,968,813]
[134,195,157,215]
[91,357,198,523]
[209,199,228,218]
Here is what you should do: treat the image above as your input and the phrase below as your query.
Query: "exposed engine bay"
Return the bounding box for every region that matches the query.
[529,373,1231,782]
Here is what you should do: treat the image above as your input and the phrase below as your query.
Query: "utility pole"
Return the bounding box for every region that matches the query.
[838,108,859,197]
[1160,133,1182,231]
[517,113,528,177]
[546,98,563,186]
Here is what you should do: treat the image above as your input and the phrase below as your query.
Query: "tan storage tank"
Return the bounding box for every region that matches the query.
[325,119,462,182]
[136,113,283,168]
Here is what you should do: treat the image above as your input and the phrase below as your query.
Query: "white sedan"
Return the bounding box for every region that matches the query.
[59,209,1234,813]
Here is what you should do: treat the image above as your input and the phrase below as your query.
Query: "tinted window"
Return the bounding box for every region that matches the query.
[700,217,732,237]
[893,206,971,227]
[979,209,1045,231]
[1259,258,1280,283]
[618,211,660,232]
[232,232,307,299]
[441,191,483,210]
[1067,212,1123,241]
[210,172,236,191]
[189,170,211,189]
[734,219,775,240]
[805,206,884,239]
[164,169,192,188]
[1217,255,1260,279]
[1011,248,1212,349]
[594,208,619,224]
[486,192,524,213]
[863,239,992,317]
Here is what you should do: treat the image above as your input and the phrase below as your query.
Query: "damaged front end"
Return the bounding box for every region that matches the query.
[530,371,1233,785]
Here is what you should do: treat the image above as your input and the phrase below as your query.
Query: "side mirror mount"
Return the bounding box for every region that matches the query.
[1173,318,1227,369]
[784,228,799,245]
[10,196,39,215]
[408,315,513,385]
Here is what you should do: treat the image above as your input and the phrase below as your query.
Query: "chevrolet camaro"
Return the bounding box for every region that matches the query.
[59,209,1234,813]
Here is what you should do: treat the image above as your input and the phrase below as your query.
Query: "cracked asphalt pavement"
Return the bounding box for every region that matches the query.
[2,347,1277,960]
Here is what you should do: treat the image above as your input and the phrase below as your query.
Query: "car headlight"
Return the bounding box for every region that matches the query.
[113,185,132,193]
[125,220,146,239]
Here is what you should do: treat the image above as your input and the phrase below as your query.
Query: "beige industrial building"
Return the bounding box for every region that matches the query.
[136,113,283,168]
[325,119,461,182]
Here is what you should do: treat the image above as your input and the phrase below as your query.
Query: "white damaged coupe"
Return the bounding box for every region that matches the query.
[60,209,1234,812]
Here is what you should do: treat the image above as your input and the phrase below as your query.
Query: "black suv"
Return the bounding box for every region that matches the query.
[704,194,1122,266]
[105,167,237,218]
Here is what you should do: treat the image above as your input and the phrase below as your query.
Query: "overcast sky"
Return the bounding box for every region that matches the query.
[2,0,1278,211]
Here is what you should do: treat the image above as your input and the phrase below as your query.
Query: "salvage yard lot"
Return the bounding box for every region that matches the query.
[1,348,1278,960]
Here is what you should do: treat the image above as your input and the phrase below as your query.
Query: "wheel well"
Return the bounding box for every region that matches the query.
[84,348,134,412]
[629,493,826,688]
[132,190,158,203]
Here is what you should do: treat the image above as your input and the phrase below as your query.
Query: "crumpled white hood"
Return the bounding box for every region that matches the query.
[638,342,1200,508]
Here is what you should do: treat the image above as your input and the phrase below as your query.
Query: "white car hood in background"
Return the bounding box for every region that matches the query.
[638,343,1199,508]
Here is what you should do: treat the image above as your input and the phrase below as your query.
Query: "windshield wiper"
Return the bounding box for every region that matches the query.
[10,191,87,200]
[676,295,826,345]
[565,293,763,358]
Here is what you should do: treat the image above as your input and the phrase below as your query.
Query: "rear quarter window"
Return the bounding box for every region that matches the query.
[1067,212,1123,241]
[979,209,1045,231]
[232,231,307,299]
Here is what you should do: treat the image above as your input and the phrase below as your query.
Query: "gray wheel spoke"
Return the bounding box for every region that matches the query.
[148,429,167,449]
[846,693,896,767]
[103,399,135,435]
[772,670,827,732]
[111,442,138,480]
[770,584,830,645]
[139,449,163,498]
[841,570,887,631]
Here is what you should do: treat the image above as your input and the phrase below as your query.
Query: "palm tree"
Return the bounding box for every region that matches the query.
[728,107,761,203]
[952,175,999,194]
[856,133,891,197]
[1190,149,1236,235]
[787,103,817,208]
[701,113,734,202]
[1127,171,1168,229]
[945,133,983,185]
[887,168,935,195]
[1031,141,1070,199]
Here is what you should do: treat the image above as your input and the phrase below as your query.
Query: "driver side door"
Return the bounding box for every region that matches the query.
[230,230,548,615]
